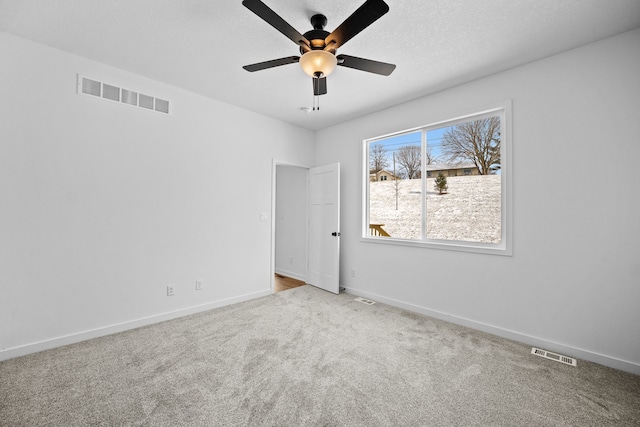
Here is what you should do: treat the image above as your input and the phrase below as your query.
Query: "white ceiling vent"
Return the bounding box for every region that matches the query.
[77,74,170,114]
[531,347,577,366]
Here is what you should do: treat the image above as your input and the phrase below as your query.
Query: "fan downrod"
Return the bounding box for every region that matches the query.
[310,14,327,30]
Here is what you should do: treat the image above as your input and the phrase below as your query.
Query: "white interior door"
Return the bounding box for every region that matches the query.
[308,163,340,294]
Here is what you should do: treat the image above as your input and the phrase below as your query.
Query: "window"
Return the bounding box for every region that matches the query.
[364,102,511,255]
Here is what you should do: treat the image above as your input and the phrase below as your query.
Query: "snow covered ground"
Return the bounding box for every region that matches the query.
[369,175,501,243]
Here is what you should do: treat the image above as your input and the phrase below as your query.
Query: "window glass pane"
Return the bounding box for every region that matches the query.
[425,116,501,243]
[368,131,422,240]
[364,105,509,253]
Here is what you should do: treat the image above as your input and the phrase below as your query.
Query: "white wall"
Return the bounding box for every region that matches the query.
[0,31,315,358]
[315,29,640,374]
[275,165,308,281]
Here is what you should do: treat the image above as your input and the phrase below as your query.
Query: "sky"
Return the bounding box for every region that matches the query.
[371,126,453,165]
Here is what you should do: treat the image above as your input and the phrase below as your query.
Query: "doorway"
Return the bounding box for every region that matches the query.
[273,163,309,292]
[271,161,341,294]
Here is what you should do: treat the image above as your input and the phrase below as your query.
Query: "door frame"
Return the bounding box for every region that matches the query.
[270,159,312,293]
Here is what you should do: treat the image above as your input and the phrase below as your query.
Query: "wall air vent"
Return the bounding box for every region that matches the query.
[139,93,154,110]
[155,98,170,114]
[77,74,170,115]
[82,77,101,97]
[121,89,138,106]
[102,83,120,101]
[531,347,577,366]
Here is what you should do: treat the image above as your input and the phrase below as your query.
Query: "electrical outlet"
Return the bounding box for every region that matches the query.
[167,285,175,296]
[196,279,203,291]
[289,256,294,264]
[351,269,356,277]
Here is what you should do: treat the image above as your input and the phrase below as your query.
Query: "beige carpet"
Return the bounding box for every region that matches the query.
[1,285,639,426]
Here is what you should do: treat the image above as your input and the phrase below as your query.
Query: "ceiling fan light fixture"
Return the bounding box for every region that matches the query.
[299,50,337,78]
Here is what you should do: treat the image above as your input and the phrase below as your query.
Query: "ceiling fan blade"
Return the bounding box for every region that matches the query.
[337,54,396,76]
[243,56,300,72]
[313,77,327,96]
[324,0,389,50]
[242,0,310,48]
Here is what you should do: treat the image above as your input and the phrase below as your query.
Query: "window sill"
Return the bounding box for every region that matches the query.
[360,235,512,256]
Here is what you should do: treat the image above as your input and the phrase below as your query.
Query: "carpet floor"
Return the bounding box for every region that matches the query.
[1,285,639,426]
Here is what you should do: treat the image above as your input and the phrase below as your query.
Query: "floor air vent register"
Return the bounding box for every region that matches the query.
[78,74,170,114]
[354,297,376,305]
[531,347,577,366]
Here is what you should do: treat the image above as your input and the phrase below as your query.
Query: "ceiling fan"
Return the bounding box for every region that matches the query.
[242,0,396,105]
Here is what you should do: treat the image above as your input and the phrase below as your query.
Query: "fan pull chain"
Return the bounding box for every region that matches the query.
[313,78,319,111]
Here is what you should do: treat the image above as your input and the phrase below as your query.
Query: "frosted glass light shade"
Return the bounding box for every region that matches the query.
[299,50,338,77]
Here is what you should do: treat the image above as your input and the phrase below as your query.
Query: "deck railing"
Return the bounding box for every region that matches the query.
[369,224,391,237]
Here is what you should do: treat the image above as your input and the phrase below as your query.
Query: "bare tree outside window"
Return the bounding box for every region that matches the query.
[425,146,438,165]
[395,145,421,179]
[369,143,389,173]
[441,117,500,175]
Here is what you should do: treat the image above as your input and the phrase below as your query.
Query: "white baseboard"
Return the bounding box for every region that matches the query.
[342,286,640,376]
[0,289,271,362]
[274,268,306,282]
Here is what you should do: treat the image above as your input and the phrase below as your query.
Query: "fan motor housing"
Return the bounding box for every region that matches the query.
[302,30,330,50]
[302,14,331,52]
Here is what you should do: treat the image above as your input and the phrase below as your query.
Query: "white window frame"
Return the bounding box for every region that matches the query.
[362,101,512,256]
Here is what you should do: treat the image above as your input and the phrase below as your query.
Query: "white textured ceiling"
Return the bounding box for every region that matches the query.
[1,0,639,130]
